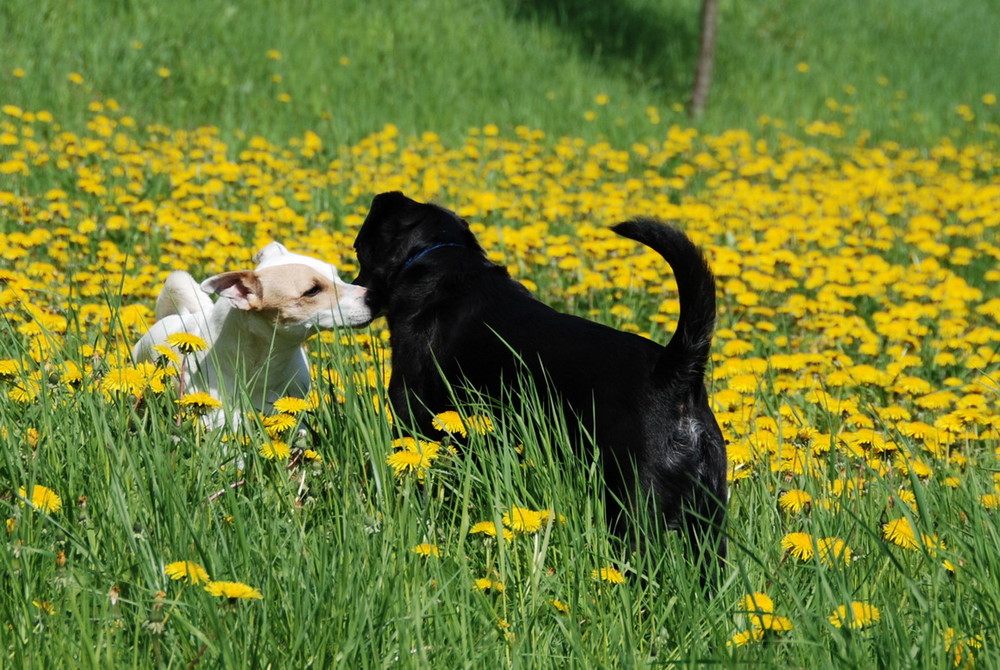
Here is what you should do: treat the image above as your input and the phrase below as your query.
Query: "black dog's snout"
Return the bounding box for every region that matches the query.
[359,286,384,316]
[350,269,385,316]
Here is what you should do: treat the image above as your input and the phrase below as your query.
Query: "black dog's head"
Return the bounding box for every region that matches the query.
[352,191,482,316]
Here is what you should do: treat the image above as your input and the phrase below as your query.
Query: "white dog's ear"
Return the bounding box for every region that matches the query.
[201,271,262,310]
[252,241,290,266]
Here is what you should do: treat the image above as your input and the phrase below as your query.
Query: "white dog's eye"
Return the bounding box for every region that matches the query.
[302,284,323,298]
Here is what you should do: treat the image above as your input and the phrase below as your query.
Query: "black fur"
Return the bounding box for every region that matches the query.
[352,191,728,567]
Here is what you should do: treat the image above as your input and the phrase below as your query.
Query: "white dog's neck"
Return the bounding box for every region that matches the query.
[199,302,311,413]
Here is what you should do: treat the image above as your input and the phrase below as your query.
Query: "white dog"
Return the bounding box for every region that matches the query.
[132,242,371,426]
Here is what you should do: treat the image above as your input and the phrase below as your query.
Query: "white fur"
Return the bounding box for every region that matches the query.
[132,243,371,427]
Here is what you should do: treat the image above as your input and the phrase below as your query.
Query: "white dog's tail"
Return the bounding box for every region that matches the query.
[155,271,214,321]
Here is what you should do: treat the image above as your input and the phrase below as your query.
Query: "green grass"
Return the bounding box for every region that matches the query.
[4,324,999,666]
[1,0,997,146]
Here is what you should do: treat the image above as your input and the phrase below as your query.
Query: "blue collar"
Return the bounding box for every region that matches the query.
[401,243,467,271]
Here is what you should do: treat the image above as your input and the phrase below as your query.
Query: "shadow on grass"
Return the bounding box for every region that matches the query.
[506,0,699,95]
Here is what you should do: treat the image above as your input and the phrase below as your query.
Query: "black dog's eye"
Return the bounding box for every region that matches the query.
[302,284,323,298]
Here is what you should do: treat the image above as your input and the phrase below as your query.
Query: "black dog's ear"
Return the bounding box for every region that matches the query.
[367,191,416,220]
[355,191,415,253]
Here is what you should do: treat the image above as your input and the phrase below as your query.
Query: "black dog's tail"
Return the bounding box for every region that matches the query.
[611,218,717,390]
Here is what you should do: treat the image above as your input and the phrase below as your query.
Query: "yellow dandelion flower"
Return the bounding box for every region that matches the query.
[778,489,813,513]
[263,412,298,434]
[165,332,208,353]
[503,506,546,533]
[152,345,182,365]
[781,532,815,560]
[538,509,564,526]
[756,614,794,631]
[473,578,504,593]
[816,537,853,566]
[259,441,291,460]
[8,381,39,404]
[59,362,83,387]
[943,628,984,667]
[919,532,946,555]
[33,600,56,615]
[469,520,513,541]
[390,437,419,450]
[740,592,775,616]
[178,392,223,414]
[727,374,759,394]
[898,421,936,440]
[895,488,918,510]
[591,566,626,584]
[19,485,62,514]
[877,405,912,422]
[980,493,999,510]
[203,581,263,600]
[464,414,495,434]
[387,449,424,476]
[551,599,570,614]
[883,517,920,550]
[101,363,165,398]
[272,396,312,414]
[387,439,441,480]
[828,602,880,629]
[164,560,210,584]
[432,410,467,437]
[469,520,499,535]
[412,543,440,557]
[302,449,323,464]
[728,629,765,646]
[0,359,20,380]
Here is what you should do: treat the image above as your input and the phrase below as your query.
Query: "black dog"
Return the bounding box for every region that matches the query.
[352,191,727,566]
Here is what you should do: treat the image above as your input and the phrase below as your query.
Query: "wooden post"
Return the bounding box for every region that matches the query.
[689,0,719,119]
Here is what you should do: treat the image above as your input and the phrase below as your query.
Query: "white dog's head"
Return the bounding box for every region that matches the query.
[200,242,372,331]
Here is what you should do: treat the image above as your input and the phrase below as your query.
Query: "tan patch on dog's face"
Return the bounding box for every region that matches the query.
[254,264,370,329]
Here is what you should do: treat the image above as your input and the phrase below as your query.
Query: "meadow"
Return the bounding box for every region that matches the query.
[2,0,1000,667]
